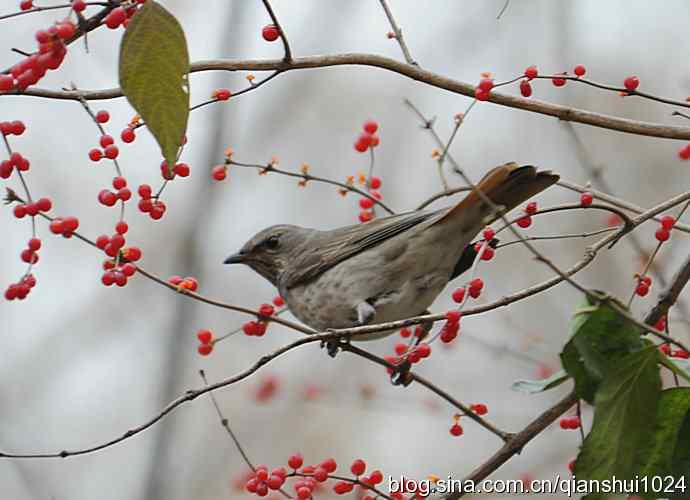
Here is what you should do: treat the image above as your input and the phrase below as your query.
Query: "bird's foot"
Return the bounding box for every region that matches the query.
[321,330,351,358]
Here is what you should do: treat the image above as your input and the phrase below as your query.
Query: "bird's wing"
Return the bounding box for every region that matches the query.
[281,208,444,288]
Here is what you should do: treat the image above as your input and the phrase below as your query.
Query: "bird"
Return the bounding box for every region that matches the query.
[224,163,559,340]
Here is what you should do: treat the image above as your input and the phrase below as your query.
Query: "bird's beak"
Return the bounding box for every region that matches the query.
[224,251,246,264]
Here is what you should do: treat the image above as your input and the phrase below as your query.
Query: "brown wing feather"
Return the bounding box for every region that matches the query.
[282,209,442,288]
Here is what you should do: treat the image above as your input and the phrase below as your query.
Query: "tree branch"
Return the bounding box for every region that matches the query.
[9,54,690,140]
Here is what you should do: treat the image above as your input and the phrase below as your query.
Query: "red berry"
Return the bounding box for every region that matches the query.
[450,423,463,436]
[10,121,25,135]
[273,295,285,307]
[363,120,378,134]
[28,237,41,251]
[104,145,119,159]
[479,246,494,261]
[350,459,366,476]
[121,127,136,143]
[624,76,639,91]
[660,343,672,355]
[354,139,368,153]
[56,22,76,40]
[258,303,275,317]
[478,78,494,92]
[655,228,670,242]
[21,249,38,264]
[559,418,570,429]
[552,74,567,87]
[519,79,532,97]
[72,0,86,12]
[369,470,383,484]
[267,475,284,490]
[573,64,586,77]
[98,189,117,207]
[359,210,373,223]
[215,88,231,101]
[174,163,190,177]
[296,487,311,499]
[516,215,532,228]
[320,458,337,473]
[287,453,303,469]
[13,204,27,218]
[474,88,490,101]
[198,344,213,356]
[115,221,128,234]
[100,134,114,148]
[197,329,213,344]
[678,144,690,161]
[641,276,652,286]
[451,287,465,303]
[105,7,126,29]
[471,403,488,415]
[672,349,689,359]
[36,197,52,212]
[660,215,675,230]
[0,75,14,92]
[445,310,461,324]
[369,176,381,189]
[416,343,431,358]
[333,481,353,494]
[62,216,79,233]
[121,263,136,277]
[89,148,102,162]
[112,176,127,190]
[312,467,328,482]
[261,24,280,42]
[137,184,152,199]
[580,191,593,207]
[469,277,484,292]
[359,197,375,210]
[525,201,538,215]
[95,110,110,123]
[20,0,33,10]
[211,165,227,181]
[524,65,538,79]
[483,227,495,240]
[49,218,64,234]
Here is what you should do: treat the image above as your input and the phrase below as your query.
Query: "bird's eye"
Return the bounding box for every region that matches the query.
[265,235,280,250]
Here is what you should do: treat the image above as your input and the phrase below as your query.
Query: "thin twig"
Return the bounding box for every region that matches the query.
[261,0,292,62]
[377,0,417,66]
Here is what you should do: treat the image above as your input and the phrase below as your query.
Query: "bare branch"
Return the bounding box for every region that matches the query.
[9,54,690,140]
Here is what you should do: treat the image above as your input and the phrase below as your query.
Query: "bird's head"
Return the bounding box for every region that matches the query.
[224,224,310,286]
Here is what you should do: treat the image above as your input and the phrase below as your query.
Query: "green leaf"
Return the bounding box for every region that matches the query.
[560,295,644,403]
[511,369,569,393]
[119,1,190,168]
[671,413,690,500]
[638,388,690,499]
[574,346,662,499]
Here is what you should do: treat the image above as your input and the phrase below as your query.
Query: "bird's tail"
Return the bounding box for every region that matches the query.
[440,162,559,229]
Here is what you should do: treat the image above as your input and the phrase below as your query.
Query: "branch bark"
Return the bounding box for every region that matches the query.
[10,54,690,140]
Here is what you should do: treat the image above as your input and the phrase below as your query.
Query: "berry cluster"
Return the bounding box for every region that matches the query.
[4,274,37,301]
[634,275,652,297]
[245,465,288,497]
[49,216,80,238]
[160,160,190,180]
[655,214,675,243]
[353,120,381,153]
[659,343,689,359]
[242,303,275,337]
[473,227,496,261]
[1,150,30,179]
[137,183,167,220]
[12,197,51,218]
[98,176,132,207]
[104,2,146,30]
[1,20,74,92]
[168,275,199,291]
[559,416,581,430]
[440,309,462,343]
[516,201,538,228]
[96,230,141,288]
[196,329,214,355]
